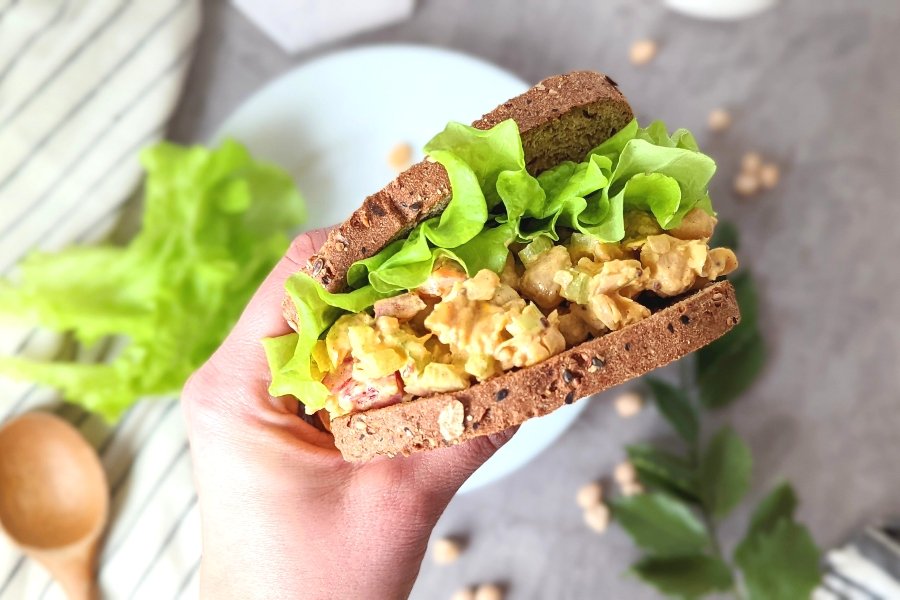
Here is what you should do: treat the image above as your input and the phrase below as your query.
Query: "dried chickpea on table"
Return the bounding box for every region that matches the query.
[315,208,738,418]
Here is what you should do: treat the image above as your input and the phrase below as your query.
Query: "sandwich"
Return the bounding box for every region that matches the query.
[264,71,740,461]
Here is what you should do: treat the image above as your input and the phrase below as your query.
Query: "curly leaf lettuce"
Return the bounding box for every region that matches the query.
[267,119,718,412]
[0,140,305,419]
[590,119,715,228]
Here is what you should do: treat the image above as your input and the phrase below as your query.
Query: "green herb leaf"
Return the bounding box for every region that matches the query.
[626,444,700,501]
[735,519,821,600]
[631,555,734,599]
[696,271,766,409]
[646,378,699,444]
[611,492,710,557]
[710,220,739,251]
[698,332,765,409]
[699,427,753,518]
[731,270,759,325]
[696,272,756,370]
[746,483,798,538]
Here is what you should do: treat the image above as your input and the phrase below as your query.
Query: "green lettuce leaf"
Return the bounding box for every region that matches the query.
[599,138,715,229]
[0,139,305,419]
[423,119,526,210]
[452,222,518,275]
[527,153,621,242]
[267,118,720,410]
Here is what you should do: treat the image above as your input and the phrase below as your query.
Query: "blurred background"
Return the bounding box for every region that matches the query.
[1,0,900,598]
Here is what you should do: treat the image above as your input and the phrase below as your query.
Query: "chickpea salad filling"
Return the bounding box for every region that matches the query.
[316,214,735,417]
[264,119,738,419]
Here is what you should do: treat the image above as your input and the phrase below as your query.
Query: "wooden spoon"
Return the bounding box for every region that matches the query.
[0,412,109,600]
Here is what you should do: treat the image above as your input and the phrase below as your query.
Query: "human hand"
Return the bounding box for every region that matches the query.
[182,229,515,600]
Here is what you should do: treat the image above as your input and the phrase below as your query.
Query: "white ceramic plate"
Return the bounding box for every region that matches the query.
[665,0,775,20]
[214,44,589,494]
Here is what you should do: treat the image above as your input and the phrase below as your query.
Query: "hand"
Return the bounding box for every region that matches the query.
[182,229,515,600]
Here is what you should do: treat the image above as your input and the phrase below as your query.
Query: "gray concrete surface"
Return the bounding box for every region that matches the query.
[170,1,900,598]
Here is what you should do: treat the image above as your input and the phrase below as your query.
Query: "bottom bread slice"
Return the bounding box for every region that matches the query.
[332,280,740,461]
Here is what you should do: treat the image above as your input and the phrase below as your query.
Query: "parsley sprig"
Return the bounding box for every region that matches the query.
[611,224,821,600]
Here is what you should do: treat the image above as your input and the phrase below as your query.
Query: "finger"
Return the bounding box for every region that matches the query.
[402,426,519,501]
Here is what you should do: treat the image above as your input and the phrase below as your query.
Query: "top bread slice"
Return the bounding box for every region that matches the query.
[283,71,634,327]
[278,71,741,461]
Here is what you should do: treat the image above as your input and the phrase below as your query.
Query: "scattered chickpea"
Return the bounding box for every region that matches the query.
[759,163,780,189]
[614,463,635,484]
[629,39,658,66]
[433,537,463,565]
[583,503,611,533]
[576,481,604,509]
[388,142,413,172]
[474,583,504,600]
[707,108,732,132]
[451,588,476,600]
[614,391,644,418]
[733,172,761,197]
[741,151,763,176]
[621,481,646,497]
[614,461,638,486]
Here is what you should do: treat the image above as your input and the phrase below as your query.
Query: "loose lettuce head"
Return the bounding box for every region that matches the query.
[0,140,305,419]
[268,119,718,413]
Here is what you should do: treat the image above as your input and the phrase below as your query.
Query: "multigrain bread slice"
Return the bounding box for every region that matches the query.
[283,71,633,326]
[333,281,739,461]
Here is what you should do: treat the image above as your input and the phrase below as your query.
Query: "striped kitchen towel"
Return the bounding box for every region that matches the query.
[0,1,202,599]
[815,522,900,600]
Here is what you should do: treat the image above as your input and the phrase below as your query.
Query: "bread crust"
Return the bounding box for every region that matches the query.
[332,281,739,461]
[283,71,633,327]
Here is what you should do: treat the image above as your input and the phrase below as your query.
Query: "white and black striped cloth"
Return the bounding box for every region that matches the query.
[0,1,201,598]
[816,522,900,600]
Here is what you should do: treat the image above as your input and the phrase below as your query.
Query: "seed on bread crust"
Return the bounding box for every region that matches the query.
[438,400,465,441]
